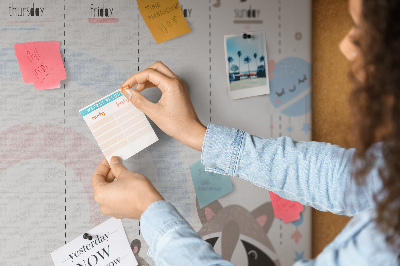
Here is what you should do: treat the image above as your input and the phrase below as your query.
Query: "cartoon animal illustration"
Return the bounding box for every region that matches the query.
[269,57,312,117]
[131,239,150,266]
[196,199,280,266]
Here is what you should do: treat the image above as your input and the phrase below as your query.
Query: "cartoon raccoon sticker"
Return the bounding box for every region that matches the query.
[196,199,280,266]
[131,239,150,266]
[269,57,312,117]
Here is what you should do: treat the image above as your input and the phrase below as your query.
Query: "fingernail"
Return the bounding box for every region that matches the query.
[123,89,133,100]
[110,156,122,165]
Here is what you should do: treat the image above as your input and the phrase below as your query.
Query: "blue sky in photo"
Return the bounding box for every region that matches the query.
[226,32,266,73]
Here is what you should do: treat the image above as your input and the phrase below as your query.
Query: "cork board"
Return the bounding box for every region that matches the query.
[312,0,353,258]
[0,1,313,265]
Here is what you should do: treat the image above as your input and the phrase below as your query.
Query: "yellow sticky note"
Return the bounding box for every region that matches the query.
[137,0,191,44]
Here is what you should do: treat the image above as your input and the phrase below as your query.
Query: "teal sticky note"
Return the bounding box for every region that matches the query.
[189,160,233,208]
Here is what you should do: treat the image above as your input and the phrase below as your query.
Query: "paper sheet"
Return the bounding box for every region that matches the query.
[190,161,233,208]
[269,191,304,223]
[224,32,270,100]
[51,218,137,266]
[137,0,191,44]
[14,41,66,90]
[79,90,158,162]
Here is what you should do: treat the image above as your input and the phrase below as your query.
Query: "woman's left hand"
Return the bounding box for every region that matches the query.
[91,157,164,219]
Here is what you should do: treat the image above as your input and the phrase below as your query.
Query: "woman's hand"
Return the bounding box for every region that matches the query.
[91,157,164,220]
[120,61,206,151]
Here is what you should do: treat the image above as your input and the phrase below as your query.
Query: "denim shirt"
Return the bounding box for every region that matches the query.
[140,124,399,265]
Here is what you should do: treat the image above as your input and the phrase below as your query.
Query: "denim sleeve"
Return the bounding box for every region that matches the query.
[140,200,234,266]
[201,124,382,216]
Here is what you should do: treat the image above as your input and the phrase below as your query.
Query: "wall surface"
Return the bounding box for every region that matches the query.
[0,1,313,264]
[311,0,353,258]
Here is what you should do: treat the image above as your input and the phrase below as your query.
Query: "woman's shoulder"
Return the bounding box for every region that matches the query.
[322,209,399,265]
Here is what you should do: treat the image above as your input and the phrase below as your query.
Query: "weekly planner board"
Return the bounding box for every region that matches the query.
[0,0,312,265]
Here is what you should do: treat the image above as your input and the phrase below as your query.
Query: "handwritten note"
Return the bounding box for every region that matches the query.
[137,0,191,44]
[269,191,304,223]
[14,41,66,90]
[190,161,233,208]
[51,218,137,266]
[79,89,158,162]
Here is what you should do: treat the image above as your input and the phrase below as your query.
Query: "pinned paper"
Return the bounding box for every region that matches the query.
[137,0,191,44]
[14,41,66,90]
[269,191,304,223]
[51,218,137,266]
[190,161,233,208]
[79,90,158,162]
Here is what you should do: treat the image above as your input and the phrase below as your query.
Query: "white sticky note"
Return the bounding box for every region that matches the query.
[79,90,158,162]
[51,218,137,266]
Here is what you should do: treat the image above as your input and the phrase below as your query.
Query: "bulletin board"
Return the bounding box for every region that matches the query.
[0,0,312,265]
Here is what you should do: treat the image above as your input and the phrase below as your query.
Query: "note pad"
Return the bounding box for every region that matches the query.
[14,41,67,90]
[137,0,191,44]
[190,161,233,208]
[51,218,137,266]
[269,191,304,223]
[79,90,158,162]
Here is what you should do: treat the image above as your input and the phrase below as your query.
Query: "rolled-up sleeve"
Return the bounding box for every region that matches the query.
[140,200,234,265]
[201,124,382,216]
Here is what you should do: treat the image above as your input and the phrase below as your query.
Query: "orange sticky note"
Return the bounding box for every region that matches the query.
[14,41,67,90]
[269,191,304,223]
[137,0,191,44]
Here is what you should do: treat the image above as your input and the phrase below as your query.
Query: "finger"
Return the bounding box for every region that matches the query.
[120,68,173,94]
[121,89,158,117]
[147,61,178,79]
[109,156,129,178]
[105,169,116,183]
[100,206,111,216]
[135,81,156,92]
[92,159,111,189]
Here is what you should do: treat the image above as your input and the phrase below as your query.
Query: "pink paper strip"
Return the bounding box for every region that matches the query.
[269,191,304,223]
[14,41,66,90]
[88,18,119,23]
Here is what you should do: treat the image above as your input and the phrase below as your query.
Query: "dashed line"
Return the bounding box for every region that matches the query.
[278,1,282,137]
[278,0,282,55]
[270,114,273,137]
[138,13,141,236]
[209,1,212,123]
[63,0,67,245]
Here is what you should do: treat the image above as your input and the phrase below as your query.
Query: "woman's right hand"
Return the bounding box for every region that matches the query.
[120,61,206,151]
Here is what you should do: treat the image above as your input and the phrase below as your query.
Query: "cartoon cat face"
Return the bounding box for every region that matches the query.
[241,240,276,266]
[269,57,312,116]
[196,199,280,266]
[205,236,277,266]
[131,239,150,266]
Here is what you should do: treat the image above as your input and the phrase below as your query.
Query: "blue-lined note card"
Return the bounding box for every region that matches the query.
[190,160,233,208]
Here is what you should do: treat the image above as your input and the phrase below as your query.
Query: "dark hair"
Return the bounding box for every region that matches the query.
[350,0,400,252]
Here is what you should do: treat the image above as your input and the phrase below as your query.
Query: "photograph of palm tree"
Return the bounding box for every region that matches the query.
[225,32,268,94]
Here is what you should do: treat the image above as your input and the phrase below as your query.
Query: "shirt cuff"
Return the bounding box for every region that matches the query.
[140,200,192,260]
[201,123,245,176]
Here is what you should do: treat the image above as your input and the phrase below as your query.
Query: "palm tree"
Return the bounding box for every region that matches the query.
[244,56,252,78]
[231,64,239,72]
[260,55,266,73]
[237,51,242,76]
[227,56,234,73]
[253,53,258,73]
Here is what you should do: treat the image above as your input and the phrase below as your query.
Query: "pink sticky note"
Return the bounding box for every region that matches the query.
[14,41,66,90]
[269,191,304,223]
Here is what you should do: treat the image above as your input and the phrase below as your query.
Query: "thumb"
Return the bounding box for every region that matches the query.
[109,156,128,178]
[122,89,155,116]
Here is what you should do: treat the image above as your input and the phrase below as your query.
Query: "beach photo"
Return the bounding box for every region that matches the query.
[224,31,270,100]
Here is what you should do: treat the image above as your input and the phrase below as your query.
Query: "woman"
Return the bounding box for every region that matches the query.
[91,0,400,264]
